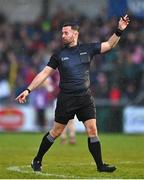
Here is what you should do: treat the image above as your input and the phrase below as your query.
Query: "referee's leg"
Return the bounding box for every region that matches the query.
[31,121,66,171]
[84,119,116,172]
[50,121,66,138]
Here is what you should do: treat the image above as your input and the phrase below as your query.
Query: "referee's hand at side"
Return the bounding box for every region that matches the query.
[15,90,29,103]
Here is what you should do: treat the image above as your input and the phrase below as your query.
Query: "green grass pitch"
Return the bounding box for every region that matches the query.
[0,133,144,179]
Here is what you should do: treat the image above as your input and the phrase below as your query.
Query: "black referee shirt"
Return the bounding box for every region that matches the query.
[47,43,101,95]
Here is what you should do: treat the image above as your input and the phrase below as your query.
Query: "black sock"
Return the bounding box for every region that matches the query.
[34,132,55,162]
[88,137,103,169]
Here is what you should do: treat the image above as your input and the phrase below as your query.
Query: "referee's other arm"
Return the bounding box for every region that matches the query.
[15,66,55,103]
[101,14,130,53]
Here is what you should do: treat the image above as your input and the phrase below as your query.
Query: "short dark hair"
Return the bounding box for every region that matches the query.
[62,22,80,32]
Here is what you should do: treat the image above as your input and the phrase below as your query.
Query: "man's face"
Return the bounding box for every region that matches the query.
[61,26,78,45]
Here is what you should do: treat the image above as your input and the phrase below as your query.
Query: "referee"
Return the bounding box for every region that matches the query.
[16,14,130,173]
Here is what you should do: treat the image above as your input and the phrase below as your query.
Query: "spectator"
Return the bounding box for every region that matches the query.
[0,10,143,105]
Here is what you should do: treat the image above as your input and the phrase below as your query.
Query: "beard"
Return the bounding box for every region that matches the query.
[62,39,71,47]
[63,42,70,46]
[62,37,73,44]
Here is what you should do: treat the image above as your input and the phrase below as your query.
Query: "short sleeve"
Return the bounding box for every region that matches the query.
[47,54,59,69]
[90,43,101,56]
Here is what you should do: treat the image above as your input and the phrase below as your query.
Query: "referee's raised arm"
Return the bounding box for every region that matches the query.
[101,14,130,53]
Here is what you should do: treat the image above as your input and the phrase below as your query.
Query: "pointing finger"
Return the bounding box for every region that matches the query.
[15,94,24,100]
[124,14,128,18]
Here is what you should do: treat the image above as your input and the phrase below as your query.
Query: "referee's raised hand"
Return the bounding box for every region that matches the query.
[15,89,30,103]
[118,14,130,30]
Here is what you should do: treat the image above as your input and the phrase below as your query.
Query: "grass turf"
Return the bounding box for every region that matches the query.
[0,133,144,179]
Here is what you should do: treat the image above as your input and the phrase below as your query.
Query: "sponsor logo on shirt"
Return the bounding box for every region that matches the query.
[61,57,69,61]
[80,52,87,55]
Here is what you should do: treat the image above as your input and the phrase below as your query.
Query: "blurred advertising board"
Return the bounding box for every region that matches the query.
[0,105,37,132]
[123,106,144,133]
[108,0,144,18]
[0,105,85,132]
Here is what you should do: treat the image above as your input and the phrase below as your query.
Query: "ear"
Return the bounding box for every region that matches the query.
[74,31,79,36]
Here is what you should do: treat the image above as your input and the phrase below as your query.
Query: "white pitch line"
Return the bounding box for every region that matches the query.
[7,161,144,179]
[6,165,132,180]
[54,161,144,166]
[118,161,144,164]
[7,165,99,179]
[7,165,80,179]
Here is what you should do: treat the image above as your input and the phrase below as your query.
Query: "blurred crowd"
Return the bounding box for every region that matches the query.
[0,8,144,106]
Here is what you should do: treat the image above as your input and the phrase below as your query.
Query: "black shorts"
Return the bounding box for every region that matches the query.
[55,92,96,124]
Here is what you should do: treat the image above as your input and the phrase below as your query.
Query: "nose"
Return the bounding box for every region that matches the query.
[62,34,65,39]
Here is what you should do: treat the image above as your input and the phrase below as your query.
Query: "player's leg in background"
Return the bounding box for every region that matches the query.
[68,119,76,144]
[60,125,67,144]
[60,119,76,144]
